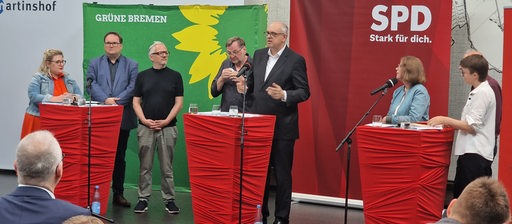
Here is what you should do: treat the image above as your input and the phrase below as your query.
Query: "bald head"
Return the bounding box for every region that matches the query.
[15,130,63,187]
[266,22,289,53]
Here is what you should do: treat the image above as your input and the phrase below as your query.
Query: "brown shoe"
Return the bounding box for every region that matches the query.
[113,194,131,207]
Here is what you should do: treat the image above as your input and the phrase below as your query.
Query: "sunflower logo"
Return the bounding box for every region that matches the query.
[172,5,228,99]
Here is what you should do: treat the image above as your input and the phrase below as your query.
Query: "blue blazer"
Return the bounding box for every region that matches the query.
[86,55,139,130]
[386,83,430,124]
[0,186,90,224]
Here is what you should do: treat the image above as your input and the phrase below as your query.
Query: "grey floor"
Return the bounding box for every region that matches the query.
[0,170,365,224]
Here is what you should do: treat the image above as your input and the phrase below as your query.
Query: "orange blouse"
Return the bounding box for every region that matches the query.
[20,73,68,139]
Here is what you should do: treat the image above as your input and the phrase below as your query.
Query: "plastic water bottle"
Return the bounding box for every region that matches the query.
[91,185,101,214]
[254,204,263,224]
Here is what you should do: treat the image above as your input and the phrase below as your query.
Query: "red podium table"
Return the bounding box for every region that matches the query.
[184,113,275,224]
[40,103,123,215]
[356,125,454,224]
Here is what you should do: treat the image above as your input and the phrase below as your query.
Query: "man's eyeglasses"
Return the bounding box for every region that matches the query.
[50,60,66,65]
[56,153,65,171]
[151,51,170,56]
[264,31,285,37]
[226,48,243,56]
[104,42,121,47]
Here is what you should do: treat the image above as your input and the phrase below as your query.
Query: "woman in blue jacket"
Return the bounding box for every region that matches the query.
[20,49,82,139]
[384,56,430,124]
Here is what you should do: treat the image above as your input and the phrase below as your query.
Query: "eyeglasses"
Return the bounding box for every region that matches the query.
[50,60,66,65]
[264,31,285,37]
[459,67,470,77]
[151,51,169,56]
[56,153,65,171]
[226,48,243,56]
[104,42,121,47]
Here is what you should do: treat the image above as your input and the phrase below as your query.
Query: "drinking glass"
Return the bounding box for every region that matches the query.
[398,117,411,129]
[372,115,382,126]
[212,105,221,115]
[189,104,198,114]
[62,96,72,106]
[77,97,86,106]
[229,105,238,117]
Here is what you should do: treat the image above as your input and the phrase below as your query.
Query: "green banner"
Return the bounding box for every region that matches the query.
[83,3,267,190]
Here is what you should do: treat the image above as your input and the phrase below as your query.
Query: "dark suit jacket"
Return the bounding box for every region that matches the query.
[246,46,310,140]
[0,186,90,224]
[86,54,139,130]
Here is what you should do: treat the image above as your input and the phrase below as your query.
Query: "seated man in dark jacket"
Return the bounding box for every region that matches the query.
[0,130,90,224]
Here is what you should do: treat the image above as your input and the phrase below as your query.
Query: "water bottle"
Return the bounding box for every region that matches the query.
[91,185,101,214]
[254,204,263,224]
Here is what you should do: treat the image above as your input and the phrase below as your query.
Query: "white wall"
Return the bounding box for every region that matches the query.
[0,0,244,169]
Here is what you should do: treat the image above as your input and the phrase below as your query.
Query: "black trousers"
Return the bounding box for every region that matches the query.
[262,139,295,222]
[453,153,492,198]
[112,129,131,195]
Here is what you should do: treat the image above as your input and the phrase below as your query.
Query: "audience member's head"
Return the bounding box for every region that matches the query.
[14,130,64,192]
[62,215,103,224]
[447,177,510,224]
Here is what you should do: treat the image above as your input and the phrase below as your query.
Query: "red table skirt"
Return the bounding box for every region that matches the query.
[184,113,275,224]
[356,125,454,224]
[40,104,122,215]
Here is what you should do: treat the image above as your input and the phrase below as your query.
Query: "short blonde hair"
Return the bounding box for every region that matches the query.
[38,49,63,74]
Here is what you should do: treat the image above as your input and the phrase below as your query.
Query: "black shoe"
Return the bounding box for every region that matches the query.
[113,194,131,207]
[165,200,180,214]
[273,218,289,224]
[134,199,148,213]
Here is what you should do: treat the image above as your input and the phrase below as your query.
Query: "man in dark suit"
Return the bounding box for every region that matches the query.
[240,21,310,224]
[86,31,138,207]
[0,130,90,223]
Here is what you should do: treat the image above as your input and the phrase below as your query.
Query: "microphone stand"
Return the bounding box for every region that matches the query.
[86,85,114,223]
[238,70,249,224]
[335,88,389,224]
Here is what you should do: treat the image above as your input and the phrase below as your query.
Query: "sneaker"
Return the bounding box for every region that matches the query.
[165,200,180,214]
[134,199,148,213]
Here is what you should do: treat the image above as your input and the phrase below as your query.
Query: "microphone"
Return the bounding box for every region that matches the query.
[86,78,93,89]
[236,62,252,77]
[370,78,398,95]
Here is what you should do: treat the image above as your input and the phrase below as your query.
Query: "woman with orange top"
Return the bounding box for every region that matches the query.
[20,49,82,139]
